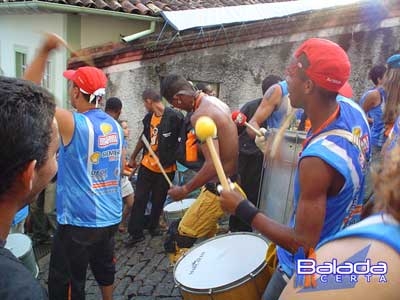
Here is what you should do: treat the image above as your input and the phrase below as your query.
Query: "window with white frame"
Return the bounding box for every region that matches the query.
[15,50,27,78]
[41,61,52,91]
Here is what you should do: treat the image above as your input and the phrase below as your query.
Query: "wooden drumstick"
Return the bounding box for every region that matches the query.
[231,111,263,137]
[195,116,230,190]
[270,108,297,158]
[40,32,96,67]
[141,135,173,187]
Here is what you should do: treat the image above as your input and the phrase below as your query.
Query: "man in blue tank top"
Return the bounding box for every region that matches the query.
[219,38,371,300]
[359,65,386,203]
[248,79,292,152]
[24,34,125,300]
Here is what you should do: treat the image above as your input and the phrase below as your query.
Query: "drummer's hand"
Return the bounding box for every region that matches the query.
[255,127,268,153]
[40,33,66,53]
[168,185,189,201]
[219,188,246,215]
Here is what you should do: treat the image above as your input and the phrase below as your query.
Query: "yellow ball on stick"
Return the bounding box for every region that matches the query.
[194,116,230,191]
[195,116,217,142]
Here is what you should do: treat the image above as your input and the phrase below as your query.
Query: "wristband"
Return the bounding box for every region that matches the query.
[235,200,259,225]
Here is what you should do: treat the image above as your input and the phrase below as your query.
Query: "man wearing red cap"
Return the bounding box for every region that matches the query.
[24,34,125,300]
[219,38,371,299]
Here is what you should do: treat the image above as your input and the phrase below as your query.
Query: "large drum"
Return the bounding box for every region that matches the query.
[174,232,270,300]
[5,233,39,278]
[164,198,196,226]
[259,130,306,225]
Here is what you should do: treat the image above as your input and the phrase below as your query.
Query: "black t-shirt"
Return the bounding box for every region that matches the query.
[0,246,48,300]
[238,98,263,156]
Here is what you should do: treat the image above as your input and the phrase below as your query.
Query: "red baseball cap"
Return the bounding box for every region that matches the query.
[294,38,350,92]
[63,66,107,96]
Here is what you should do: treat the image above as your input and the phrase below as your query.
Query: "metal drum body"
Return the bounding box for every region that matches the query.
[164,198,196,226]
[174,232,270,300]
[259,130,306,225]
[5,233,39,278]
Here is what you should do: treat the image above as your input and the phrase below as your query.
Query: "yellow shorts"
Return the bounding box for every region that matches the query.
[178,183,246,238]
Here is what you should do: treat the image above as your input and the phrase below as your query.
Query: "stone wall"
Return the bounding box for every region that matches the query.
[105,18,400,153]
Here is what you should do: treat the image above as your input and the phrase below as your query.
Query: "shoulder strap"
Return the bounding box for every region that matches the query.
[308,129,363,156]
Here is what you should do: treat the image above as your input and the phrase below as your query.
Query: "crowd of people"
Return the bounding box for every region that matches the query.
[0,32,399,300]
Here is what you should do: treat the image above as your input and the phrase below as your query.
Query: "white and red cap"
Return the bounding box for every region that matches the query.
[63,66,107,103]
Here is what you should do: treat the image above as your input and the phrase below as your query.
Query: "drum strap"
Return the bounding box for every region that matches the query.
[308,129,365,160]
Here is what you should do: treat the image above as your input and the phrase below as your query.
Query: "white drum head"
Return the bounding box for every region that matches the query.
[5,233,32,258]
[174,233,268,291]
[164,198,196,212]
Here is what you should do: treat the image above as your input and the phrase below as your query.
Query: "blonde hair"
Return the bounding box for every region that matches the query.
[382,68,400,124]
[372,144,400,222]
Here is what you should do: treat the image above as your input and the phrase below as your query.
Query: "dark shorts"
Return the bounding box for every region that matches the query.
[49,224,118,293]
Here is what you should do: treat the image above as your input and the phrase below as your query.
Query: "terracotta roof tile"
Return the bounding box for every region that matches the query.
[121,0,140,13]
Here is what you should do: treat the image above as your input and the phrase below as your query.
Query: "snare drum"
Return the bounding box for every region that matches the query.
[5,233,39,278]
[259,130,306,224]
[174,232,270,300]
[164,198,196,227]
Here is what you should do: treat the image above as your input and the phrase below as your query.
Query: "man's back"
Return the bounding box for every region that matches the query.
[193,95,238,178]
[0,247,47,299]
[57,109,124,227]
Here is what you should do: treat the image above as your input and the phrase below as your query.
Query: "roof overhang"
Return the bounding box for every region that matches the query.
[0,0,162,22]
[161,0,367,31]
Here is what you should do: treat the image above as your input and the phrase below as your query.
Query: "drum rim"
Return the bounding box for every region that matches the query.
[5,233,33,258]
[164,198,196,212]
[173,232,269,294]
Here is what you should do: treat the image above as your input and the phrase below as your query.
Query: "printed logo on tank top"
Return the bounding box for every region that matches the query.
[352,126,368,170]
[98,123,118,148]
[90,152,101,164]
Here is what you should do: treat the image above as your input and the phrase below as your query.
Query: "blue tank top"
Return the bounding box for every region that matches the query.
[366,88,386,147]
[56,109,124,227]
[318,213,400,253]
[12,206,28,226]
[264,80,290,129]
[277,96,371,277]
[386,115,400,153]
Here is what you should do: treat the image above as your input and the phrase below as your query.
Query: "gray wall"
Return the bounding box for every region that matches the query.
[105,19,400,154]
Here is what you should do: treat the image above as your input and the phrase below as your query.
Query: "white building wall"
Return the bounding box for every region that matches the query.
[80,15,149,49]
[0,13,68,107]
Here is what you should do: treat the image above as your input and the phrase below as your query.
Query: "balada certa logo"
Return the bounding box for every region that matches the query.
[294,245,387,292]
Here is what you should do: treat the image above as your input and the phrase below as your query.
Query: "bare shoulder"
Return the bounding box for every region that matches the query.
[280,237,400,300]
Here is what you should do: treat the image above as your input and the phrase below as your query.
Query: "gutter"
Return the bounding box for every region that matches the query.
[0,1,163,23]
[121,20,156,42]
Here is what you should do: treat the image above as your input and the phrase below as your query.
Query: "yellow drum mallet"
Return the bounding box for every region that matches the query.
[195,116,230,191]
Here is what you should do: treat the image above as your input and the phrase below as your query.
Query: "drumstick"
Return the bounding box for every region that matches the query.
[195,116,230,190]
[41,32,96,67]
[141,135,173,187]
[62,42,96,67]
[270,108,297,158]
[231,111,263,137]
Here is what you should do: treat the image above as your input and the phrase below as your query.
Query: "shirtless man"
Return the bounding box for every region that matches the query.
[160,74,239,244]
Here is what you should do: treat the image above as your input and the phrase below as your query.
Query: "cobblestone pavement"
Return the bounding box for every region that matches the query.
[37,230,183,300]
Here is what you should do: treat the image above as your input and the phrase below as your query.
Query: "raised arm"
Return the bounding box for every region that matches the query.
[248,83,283,138]
[23,33,74,145]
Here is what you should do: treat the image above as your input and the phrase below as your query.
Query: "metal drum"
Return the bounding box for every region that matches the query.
[5,233,39,278]
[164,198,196,227]
[174,232,270,300]
[259,130,306,225]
